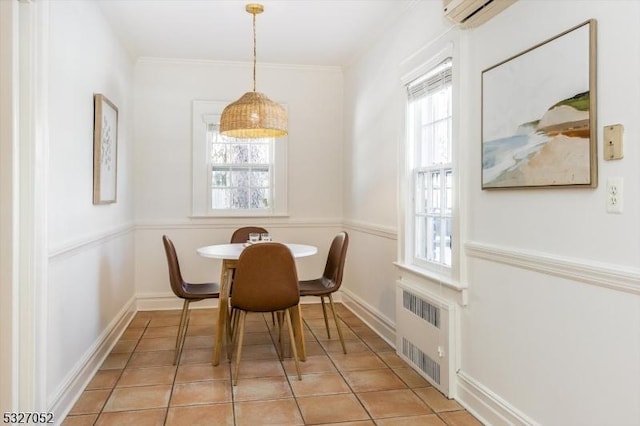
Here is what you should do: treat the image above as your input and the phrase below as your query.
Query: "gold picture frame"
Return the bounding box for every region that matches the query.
[481,20,597,189]
[93,93,118,204]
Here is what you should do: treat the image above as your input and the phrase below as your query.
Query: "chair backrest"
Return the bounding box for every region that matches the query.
[322,232,349,291]
[162,235,187,298]
[231,243,299,312]
[230,226,268,243]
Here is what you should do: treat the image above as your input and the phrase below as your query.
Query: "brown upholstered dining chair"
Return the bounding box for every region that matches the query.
[299,231,349,354]
[229,242,302,385]
[229,226,273,327]
[230,226,268,243]
[162,235,220,365]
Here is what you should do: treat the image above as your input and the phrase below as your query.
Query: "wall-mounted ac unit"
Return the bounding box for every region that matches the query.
[443,0,516,29]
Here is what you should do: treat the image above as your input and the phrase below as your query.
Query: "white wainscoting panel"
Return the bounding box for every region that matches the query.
[48,296,136,420]
[340,288,396,346]
[457,371,541,426]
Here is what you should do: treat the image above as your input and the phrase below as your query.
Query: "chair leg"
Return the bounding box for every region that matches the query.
[328,295,347,354]
[226,307,237,361]
[275,311,285,360]
[233,310,247,386]
[175,301,188,352]
[174,300,191,365]
[284,309,301,380]
[320,296,331,339]
[226,317,233,361]
[289,304,306,361]
[227,307,235,340]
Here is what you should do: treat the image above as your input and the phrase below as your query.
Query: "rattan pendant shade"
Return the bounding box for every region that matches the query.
[220,4,288,138]
[220,92,287,138]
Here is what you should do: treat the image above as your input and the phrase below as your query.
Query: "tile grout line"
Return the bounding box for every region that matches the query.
[95,316,150,424]
[305,313,376,423]
[63,307,480,426]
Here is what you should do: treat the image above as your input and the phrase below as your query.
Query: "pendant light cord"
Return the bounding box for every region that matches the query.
[252,11,257,92]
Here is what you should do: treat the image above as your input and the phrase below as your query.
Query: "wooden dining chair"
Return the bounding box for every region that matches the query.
[229,242,302,385]
[299,232,349,354]
[162,235,220,365]
[230,226,268,243]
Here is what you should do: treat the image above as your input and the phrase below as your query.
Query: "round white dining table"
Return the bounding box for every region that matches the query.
[197,242,317,365]
[197,242,318,260]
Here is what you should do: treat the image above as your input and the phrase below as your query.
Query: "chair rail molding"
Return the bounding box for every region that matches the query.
[136,217,343,231]
[48,223,135,261]
[465,241,640,295]
[342,219,397,240]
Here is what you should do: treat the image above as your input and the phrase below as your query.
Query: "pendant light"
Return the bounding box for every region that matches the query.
[219,3,288,138]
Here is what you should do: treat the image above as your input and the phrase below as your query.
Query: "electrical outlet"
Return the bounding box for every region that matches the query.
[606,177,623,214]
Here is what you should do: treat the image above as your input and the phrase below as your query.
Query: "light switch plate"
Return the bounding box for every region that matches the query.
[603,124,623,160]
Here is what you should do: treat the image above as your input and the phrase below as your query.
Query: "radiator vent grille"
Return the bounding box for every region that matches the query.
[402,337,441,384]
[403,289,440,328]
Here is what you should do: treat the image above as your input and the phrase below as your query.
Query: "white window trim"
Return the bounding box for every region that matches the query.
[399,41,461,284]
[191,100,288,217]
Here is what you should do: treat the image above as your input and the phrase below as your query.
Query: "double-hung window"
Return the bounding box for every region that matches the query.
[192,100,287,217]
[406,58,453,272]
[210,128,271,210]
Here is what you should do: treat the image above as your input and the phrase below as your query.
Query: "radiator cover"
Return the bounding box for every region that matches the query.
[395,280,456,396]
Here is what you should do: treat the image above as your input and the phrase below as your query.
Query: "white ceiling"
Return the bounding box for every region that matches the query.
[96,0,418,67]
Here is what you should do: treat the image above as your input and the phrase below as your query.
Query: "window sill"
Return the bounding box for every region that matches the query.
[393,262,467,292]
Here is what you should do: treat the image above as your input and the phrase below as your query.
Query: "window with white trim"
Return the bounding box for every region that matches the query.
[192,101,287,217]
[406,58,453,271]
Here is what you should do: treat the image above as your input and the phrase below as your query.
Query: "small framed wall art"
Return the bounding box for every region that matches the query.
[93,93,118,204]
[481,20,597,189]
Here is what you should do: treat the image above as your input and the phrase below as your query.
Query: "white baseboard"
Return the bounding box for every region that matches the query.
[339,288,396,347]
[49,290,389,424]
[456,371,540,426]
[338,288,541,426]
[136,292,335,312]
[48,296,136,423]
[49,287,543,426]
[135,292,221,311]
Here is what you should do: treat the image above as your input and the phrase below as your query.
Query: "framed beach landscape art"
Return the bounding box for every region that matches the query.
[481,20,597,189]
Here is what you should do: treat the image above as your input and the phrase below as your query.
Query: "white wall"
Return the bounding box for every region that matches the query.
[343,0,640,425]
[342,0,450,340]
[133,59,344,304]
[46,0,135,411]
[37,0,640,423]
[461,2,640,424]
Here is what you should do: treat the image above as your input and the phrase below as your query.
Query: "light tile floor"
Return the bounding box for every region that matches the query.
[62,304,483,425]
